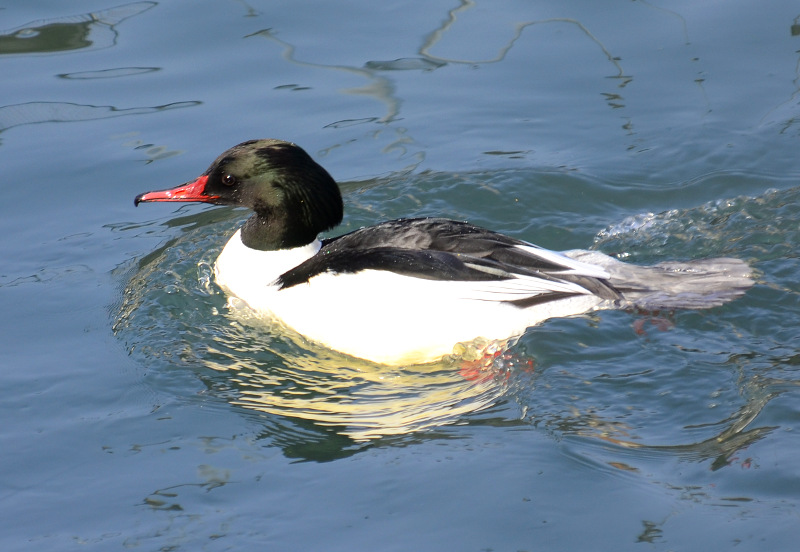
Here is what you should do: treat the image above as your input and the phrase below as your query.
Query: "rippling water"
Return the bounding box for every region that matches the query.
[4,0,800,549]
[114,174,800,463]
[114,189,525,444]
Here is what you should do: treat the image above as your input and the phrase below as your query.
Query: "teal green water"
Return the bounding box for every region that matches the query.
[2,1,800,550]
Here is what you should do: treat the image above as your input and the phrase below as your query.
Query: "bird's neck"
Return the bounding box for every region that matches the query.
[240,211,319,251]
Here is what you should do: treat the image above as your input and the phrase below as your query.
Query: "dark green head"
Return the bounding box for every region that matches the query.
[136,139,344,250]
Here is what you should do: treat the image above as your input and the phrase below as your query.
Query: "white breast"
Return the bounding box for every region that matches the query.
[214,228,321,298]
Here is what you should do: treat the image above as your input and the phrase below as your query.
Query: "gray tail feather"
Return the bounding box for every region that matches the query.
[563,251,754,310]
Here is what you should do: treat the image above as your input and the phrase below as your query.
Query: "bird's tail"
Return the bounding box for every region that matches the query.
[564,250,753,310]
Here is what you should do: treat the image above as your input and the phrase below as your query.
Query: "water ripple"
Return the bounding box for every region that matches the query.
[115,178,800,462]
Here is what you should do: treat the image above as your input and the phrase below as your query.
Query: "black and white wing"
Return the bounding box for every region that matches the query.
[276,218,622,306]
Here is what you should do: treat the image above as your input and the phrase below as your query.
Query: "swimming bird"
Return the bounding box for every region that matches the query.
[135,139,753,365]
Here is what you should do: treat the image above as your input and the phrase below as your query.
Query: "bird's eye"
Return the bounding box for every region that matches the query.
[222,174,237,186]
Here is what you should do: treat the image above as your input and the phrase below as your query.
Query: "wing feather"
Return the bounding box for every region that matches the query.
[278,217,622,305]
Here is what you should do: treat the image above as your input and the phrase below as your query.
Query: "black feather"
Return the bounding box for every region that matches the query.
[276,218,623,307]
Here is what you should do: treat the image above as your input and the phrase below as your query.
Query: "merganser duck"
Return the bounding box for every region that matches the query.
[135,139,753,365]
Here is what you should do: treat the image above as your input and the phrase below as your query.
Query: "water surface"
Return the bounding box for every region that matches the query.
[2,1,800,550]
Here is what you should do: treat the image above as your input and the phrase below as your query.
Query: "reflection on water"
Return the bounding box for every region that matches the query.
[419,1,627,80]
[0,2,155,55]
[236,1,800,175]
[541,387,777,470]
[0,101,200,134]
[113,208,515,445]
[762,12,800,135]
[250,0,635,167]
[203,322,511,441]
[58,67,160,80]
[0,3,201,138]
[249,28,404,125]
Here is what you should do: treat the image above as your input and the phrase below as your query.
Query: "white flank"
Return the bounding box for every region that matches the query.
[213,230,606,365]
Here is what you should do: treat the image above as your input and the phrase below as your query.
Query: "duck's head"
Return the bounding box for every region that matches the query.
[135,139,344,250]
